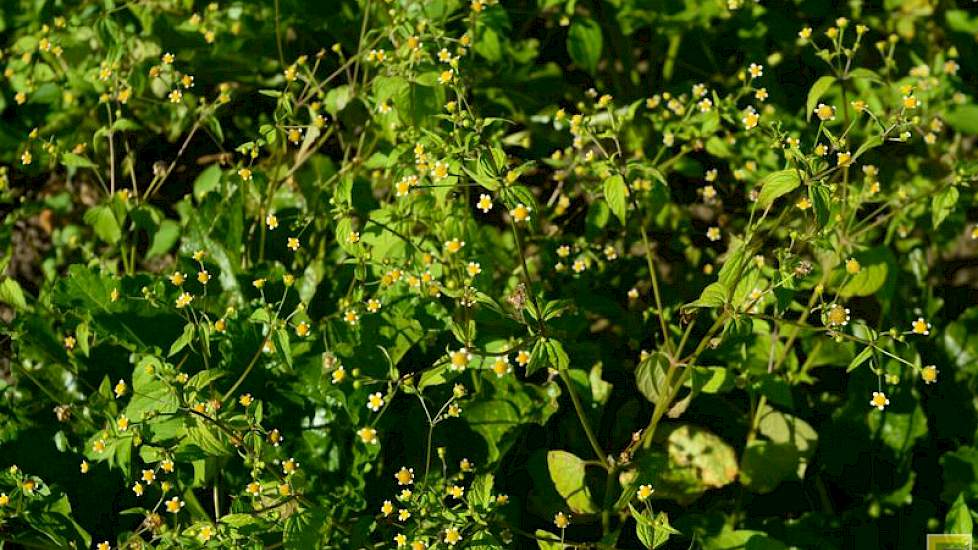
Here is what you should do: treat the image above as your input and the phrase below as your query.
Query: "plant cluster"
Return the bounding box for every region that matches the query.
[2,1,978,549]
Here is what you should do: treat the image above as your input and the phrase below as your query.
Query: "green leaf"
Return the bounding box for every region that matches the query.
[547,450,598,513]
[840,246,893,298]
[193,164,222,201]
[469,473,495,509]
[75,322,90,357]
[147,219,180,258]
[273,328,293,367]
[168,322,195,357]
[689,367,733,393]
[932,186,959,230]
[0,277,28,310]
[687,282,727,309]
[756,170,801,209]
[806,75,836,121]
[847,346,874,372]
[946,493,973,535]
[635,351,670,404]
[545,339,570,371]
[84,205,122,244]
[567,18,602,74]
[946,105,978,135]
[603,174,628,225]
[61,152,97,169]
[739,441,800,493]
[809,183,831,229]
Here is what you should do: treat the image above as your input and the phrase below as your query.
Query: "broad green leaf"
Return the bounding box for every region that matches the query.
[547,450,598,513]
[756,170,801,209]
[84,205,122,244]
[809,183,831,229]
[739,441,800,493]
[687,282,727,309]
[0,277,28,310]
[61,152,97,169]
[635,351,670,404]
[806,75,836,121]
[946,493,973,535]
[469,473,494,508]
[603,174,628,225]
[567,18,602,74]
[193,164,222,200]
[932,186,959,229]
[147,219,180,258]
[168,322,195,357]
[946,105,978,135]
[840,246,893,298]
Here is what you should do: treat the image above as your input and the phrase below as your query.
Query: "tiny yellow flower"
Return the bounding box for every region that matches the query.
[282,457,298,475]
[197,270,210,284]
[367,392,385,412]
[445,238,465,254]
[448,484,464,499]
[911,317,931,336]
[287,237,300,251]
[381,500,394,516]
[921,365,938,384]
[477,194,493,213]
[344,309,360,325]
[444,527,462,546]
[845,258,861,274]
[510,203,532,223]
[239,393,253,407]
[358,426,378,445]
[450,348,472,371]
[161,459,175,473]
[826,304,850,327]
[168,89,183,103]
[814,103,836,121]
[870,391,889,411]
[706,227,721,242]
[396,467,415,486]
[165,496,185,513]
[175,292,193,308]
[238,168,253,181]
[367,298,382,313]
[332,366,347,384]
[554,512,570,529]
[141,469,156,484]
[492,356,511,377]
[114,379,127,398]
[637,484,654,501]
[132,482,144,496]
[748,63,763,78]
[265,213,279,230]
[742,108,759,130]
[836,151,852,167]
[80,461,89,474]
[116,416,129,431]
[98,542,111,550]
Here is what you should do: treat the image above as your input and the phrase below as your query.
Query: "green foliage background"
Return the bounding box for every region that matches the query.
[1,0,978,548]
